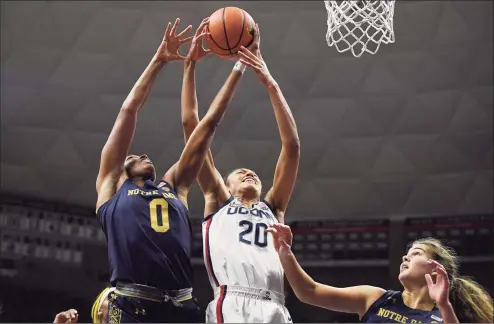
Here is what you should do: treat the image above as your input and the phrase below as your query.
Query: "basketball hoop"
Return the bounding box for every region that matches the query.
[324,0,396,57]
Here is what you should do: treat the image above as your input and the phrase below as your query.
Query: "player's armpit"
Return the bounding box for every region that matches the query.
[303,284,385,319]
[162,162,178,189]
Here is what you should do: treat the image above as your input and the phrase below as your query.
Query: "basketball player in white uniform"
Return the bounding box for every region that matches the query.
[181,24,299,323]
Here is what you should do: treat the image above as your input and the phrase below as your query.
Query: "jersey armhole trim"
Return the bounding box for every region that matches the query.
[95,179,131,217]
[261,199,280,223]
[157,179,176,191]
[360,290,395,323]
[202,196,234,223]
[261,199,275,214]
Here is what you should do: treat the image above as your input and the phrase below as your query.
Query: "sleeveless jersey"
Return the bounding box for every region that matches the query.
[361,290,444,323]
[97,179,193,291]
[202,197,284,294]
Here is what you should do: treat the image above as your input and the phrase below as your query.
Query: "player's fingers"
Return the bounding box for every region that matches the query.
[266,227,278,236]
[425,273,434,287]
[239,59,255,69]
[435,265,448,279]
[175,54,188,60]
[272,223,287,231]
[197,17,210,34]
[196,31,210,40]
[170,18,180,36]
[279,238,290,248]
[68,309,78,318]
[254,23,260,45]
[238,52,257,66]
[202,48,212,54]
[177,24,192,38]
[427,259,446,269]
[179,36,194,44]
[428,260,448,274]
[163,22,172,40]
[239,46,258,60]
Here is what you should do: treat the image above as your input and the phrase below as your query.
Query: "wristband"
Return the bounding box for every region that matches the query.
[233,61,247,73]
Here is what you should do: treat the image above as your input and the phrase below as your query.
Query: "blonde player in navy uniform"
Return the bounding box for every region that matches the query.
[181,24,299,323]
[267,224,493,323]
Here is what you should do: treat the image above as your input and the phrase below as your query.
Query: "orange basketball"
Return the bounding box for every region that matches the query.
[205,7,256,57]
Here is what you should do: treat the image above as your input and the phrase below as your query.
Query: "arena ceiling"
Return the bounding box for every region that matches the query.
[1,1,492,220]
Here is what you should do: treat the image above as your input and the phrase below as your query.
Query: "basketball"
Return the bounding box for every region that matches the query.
[206,7,256,57]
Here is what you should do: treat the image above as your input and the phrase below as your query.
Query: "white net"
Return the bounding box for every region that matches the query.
[324,0,396,57]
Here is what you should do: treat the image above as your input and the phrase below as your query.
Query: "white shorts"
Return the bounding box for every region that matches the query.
[205,285,292,323]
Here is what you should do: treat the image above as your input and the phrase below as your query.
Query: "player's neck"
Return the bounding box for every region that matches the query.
[401,287,435,311]
[234,195,259,208]
[131,177,147,187]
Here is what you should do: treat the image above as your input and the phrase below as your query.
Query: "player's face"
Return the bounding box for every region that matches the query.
[125,154,156,181]
[398,244,433,284]
[227,168,262,196]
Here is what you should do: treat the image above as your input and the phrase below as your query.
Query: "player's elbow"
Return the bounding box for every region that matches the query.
[120,100,139,114]
[283,138,300,156]
[181,117,199,134]
[295,282,318,305]
[121,92,146,113]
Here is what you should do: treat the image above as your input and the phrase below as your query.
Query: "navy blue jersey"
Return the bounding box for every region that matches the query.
[97,179,193,291]
[361,290,444,323]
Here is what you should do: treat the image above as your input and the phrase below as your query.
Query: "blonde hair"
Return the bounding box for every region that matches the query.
[412,237,493,323]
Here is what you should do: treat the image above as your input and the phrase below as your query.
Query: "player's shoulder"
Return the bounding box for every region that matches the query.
[258,200,274,212]
[213,195,235,210]
[203,196,235,224]
[96,178,132,216]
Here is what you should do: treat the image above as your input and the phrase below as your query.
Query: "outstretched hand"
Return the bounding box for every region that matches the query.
[425,259,451,307]
[266,223,293,257]
[237,24,275,87]
[186,18,212,61]
[53,309,78,324]
[155,18,193,62]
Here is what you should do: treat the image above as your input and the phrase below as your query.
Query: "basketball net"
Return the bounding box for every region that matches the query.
[324,0,395,57]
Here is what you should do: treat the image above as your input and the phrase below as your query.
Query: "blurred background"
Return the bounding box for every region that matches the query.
[1,1,492,322]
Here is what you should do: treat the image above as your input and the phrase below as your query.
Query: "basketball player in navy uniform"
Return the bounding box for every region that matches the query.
[95,17,238,323]
[181,24,299,323]
[267,224,493,323]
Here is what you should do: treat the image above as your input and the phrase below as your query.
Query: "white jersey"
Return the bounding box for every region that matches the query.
[202,196,284,294]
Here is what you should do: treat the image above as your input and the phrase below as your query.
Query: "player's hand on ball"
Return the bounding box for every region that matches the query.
[53,309,78,324]
[266,224,293,256]
[156,18,193,62]
[238,24,275,87]
[425,259,451,307]
[186,18,212,62]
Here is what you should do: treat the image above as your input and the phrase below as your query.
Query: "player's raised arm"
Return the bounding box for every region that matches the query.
[96,18,192,210]
[181,18,210,142]
[167,25,245,206]
[179,19,227,206]
[238,25,300,223]
[267,224,386,319]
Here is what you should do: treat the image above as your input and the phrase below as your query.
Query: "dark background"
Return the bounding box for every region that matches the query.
[1,1,492,322]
